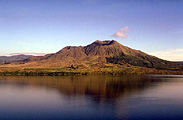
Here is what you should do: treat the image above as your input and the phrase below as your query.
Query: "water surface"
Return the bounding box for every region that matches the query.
[0,75,183,120]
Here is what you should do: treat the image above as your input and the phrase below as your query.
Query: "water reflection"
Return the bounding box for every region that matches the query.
[0,75,160,100]
[0,75,183,120]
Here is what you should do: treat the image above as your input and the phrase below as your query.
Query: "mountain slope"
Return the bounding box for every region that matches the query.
[10,40,183,70]
[0,55,32,65]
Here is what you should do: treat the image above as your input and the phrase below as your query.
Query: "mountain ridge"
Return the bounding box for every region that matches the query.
[0,55,32,65]
[14,40,144,65]
[0,40,183,75]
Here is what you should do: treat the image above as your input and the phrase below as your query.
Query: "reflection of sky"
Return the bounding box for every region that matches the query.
[0,85,116,120]
[0,75,183,119]
[0,0,183,60]
[115,77,183,119]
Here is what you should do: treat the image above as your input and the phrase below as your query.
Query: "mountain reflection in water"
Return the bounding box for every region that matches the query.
[0,75,159,99]
[0,75,183,120]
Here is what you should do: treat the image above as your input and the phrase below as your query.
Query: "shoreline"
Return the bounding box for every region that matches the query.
[0,70,183,76]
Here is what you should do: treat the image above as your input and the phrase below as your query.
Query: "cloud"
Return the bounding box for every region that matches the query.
[149,49,183,61]
[8,52,47,56]
[112,26,129,38]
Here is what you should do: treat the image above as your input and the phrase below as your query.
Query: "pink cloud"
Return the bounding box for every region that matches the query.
[112,26,129,38]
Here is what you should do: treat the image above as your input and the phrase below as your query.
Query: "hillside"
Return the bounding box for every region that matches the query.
[0,40,183,75]
[14,40,183,70]
[0,55,32,65]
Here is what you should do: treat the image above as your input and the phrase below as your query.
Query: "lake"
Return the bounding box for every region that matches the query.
[0,75,183,120]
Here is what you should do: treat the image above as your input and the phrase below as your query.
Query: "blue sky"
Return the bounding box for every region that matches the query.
[0,0,183,61]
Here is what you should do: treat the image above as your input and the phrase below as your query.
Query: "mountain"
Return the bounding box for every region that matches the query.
[0,40,183,76]
[0,55,32,65]
[14,40,183,70]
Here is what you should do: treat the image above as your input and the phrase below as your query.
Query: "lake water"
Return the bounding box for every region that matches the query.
[0,75,183,120]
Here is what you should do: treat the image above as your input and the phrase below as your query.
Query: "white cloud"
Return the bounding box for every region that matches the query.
[149,49,183,61]
[112,26,129,38]
[7,52,47,56]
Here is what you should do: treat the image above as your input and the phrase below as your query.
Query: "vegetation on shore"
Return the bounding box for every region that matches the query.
[0,65,183,76]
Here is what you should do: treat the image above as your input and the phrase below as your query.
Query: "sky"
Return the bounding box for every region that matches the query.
[0,0,183,61]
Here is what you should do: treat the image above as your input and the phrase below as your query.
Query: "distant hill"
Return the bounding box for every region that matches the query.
[0,55,32,65]
[16,40,183,70]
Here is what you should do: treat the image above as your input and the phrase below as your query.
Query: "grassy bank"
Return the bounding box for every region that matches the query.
[0,67,183,76]
[0,71,89,76]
